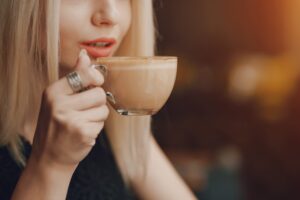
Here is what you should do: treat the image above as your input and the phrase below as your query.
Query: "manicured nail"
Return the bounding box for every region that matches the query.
[79,49,87,58]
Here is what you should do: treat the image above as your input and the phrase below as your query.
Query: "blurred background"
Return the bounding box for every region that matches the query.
[152,0,300,199]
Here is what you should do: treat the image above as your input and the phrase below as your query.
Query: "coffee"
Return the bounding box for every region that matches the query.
[95,57,177,115]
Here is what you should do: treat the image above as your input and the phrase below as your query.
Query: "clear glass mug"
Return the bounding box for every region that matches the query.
[92,56,177,116]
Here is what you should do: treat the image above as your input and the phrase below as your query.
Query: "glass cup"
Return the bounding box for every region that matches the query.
[92,56,177,116]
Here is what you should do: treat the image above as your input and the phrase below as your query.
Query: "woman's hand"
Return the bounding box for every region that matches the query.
[12,50,108,200]
[30,50,109,170]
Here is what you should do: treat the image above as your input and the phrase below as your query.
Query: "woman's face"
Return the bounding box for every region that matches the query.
[59,0,131,75]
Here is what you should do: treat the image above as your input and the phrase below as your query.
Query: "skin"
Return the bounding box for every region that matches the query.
[59,0,131,76]
[12,0,197,199]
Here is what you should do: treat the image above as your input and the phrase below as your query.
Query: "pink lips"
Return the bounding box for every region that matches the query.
[80,38,116,58]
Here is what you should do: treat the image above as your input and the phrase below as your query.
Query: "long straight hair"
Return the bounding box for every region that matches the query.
[106,0,155,183]
[0,0,155,183]
[0,0,59,164]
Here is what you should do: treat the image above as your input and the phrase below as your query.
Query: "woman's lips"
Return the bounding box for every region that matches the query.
[80,38,116,58]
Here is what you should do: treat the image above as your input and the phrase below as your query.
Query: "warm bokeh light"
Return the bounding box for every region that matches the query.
[154,0,300,199]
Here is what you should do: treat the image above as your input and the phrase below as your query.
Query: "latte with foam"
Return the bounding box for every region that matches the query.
[95,56,177,115]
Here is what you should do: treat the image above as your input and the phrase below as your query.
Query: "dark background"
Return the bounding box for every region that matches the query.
[153,0,300,199]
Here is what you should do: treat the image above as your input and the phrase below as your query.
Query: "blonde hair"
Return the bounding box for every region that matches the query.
[106,0,155,183]
[0,0,155,183]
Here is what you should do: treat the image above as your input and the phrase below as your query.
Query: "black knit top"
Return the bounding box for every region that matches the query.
[0,132,135,200]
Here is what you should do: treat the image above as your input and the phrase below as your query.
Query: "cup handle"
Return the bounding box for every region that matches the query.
[106,92,116,104]
[91,64,108,78]
[91,64,117,105]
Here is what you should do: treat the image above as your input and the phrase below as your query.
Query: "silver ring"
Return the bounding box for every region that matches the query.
[66,71,84,93]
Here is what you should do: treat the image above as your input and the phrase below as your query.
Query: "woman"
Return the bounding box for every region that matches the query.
[0,0,197,200]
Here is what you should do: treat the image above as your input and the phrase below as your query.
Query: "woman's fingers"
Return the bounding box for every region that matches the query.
[68,87,107,110]
[34,50,110,167]
[71,50,104,90]
[80,122,105,146]
[77,105,110,122]
[50,50,104,96]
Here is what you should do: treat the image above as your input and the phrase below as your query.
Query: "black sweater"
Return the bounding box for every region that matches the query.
[0,132,135,200]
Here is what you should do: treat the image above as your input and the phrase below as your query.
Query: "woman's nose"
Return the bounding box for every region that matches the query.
[91,0,118,27]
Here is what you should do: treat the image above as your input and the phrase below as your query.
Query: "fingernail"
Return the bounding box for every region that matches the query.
[79,49,87,58]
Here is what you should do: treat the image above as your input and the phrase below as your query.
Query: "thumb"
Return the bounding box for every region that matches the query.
[75,49,91,70]
[74,49,104,88]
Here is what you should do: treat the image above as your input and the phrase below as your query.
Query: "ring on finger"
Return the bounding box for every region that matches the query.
[66,71,85,93]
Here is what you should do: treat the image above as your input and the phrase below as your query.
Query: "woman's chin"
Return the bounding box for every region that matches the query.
[59,64,73,78]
